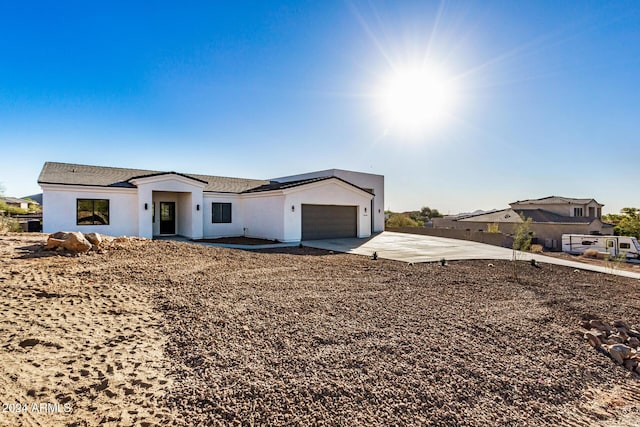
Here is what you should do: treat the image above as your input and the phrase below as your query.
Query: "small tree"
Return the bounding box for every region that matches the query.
[604,208,640,239]
[513,216,534,251]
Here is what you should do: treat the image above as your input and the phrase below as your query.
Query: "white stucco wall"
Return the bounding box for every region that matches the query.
[133,175,204,239]
[282,180,373,241]
[273,169,384,233]
[241,194,285,241]
[202,194,244,238]
[41,184,139,236]
[41,168,383,242]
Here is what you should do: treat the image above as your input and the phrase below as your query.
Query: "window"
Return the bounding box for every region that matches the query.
[581,240,594,246]
[620,242,631,250]
[212,202,232,223]
[573,207,583,217]
[77,199,109,225]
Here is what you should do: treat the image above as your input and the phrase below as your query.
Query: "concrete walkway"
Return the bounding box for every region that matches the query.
[303,232,640,280]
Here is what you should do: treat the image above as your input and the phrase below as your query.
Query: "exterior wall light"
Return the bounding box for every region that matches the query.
[364,207,367,213]
[196,204,200,211]
[144,203,148,210]
[291,205,295,212]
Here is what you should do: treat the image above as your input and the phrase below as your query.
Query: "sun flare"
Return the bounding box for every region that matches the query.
[377,65,457,136]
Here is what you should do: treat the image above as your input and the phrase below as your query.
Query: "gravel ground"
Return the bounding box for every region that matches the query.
[2,235,640,426]
[103,240,640,426]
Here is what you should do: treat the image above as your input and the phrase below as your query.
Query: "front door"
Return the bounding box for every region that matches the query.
[606,239,617,256]
[160,202,176,234]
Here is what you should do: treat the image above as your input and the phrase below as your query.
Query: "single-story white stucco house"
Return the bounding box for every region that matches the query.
[38,162,384,242]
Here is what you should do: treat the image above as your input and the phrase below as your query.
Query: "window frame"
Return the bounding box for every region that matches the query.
[76,198,110,226]
[573,207,583,217]
[212,202,232,224]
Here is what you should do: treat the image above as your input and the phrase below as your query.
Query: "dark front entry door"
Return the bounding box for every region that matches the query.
[160,202,176,234]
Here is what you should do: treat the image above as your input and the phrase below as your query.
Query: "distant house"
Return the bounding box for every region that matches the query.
[38,162,384,242]
[1,197,34,210]
[432,196,613,250]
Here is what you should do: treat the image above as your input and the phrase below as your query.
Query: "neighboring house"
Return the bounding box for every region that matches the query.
[38,162,384,242]
[1,197,34,210]
[432,196,613,250]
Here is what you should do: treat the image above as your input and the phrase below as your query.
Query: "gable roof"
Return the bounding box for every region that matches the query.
[38,162,270,193]
[454,207,600,225]
[457,208,523,223]
[513,208,594,224]
[510,196,602,207]
[242,176,374,195]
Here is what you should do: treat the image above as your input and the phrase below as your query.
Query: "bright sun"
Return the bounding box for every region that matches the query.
[377,65,457,136]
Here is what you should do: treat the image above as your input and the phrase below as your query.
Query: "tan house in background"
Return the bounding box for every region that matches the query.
[433,196,613,250]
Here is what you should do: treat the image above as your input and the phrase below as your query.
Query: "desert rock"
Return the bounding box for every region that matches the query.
[608,344,632,365]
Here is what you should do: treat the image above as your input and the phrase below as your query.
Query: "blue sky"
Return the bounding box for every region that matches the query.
[1,1,638,214]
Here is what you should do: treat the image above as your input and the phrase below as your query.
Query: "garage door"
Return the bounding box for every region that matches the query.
[302,204,357,240]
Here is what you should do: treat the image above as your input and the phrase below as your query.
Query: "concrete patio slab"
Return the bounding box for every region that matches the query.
[303,232,640,280]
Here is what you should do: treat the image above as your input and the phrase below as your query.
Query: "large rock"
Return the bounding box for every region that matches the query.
[584,331,602,348]
[628,337,640,348]
[64,232,92,252]
[84,232,102,247]
[607,344,632,365]
[45,231,92,253]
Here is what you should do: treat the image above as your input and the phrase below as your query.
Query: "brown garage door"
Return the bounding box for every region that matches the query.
[302,204,357,240]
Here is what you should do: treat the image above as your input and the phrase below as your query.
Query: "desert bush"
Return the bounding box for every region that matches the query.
[0,215,22,234]
[487,223,500,233]
[529,244,543,253]
[386,214,420,228]
[581,249,599,258]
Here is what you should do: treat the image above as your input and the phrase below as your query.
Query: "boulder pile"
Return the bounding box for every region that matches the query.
[44,231,142,253]
[582,318,640,375]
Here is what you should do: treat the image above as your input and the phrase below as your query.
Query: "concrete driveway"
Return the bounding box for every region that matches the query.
[303,231,640,279]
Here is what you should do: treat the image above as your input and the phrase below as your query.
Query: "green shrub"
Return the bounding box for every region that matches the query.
[0,215,22,234]
[385,213,420,228]
[513,217,534,251]
[487,223,500,233]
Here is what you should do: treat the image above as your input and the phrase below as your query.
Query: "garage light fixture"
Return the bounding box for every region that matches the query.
[144,203,148,210]
[364,207,367,213]
[291,205,295,212]
[196,204,200,211]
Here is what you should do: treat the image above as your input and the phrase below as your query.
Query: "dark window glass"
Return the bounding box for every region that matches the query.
[620,242,630,249]
[212,203,232,223]
[581,240,593,245]
[77,199,109,225]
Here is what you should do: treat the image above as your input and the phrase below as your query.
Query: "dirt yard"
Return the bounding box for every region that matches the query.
[1,234,640,426]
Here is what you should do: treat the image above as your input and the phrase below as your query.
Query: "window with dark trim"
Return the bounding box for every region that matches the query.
[620,242,631,249]
[574,207,583,217]
[77,199,109,225]
[212,202,232,223]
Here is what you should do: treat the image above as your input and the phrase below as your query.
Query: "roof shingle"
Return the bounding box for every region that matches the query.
[38,162,269,193]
